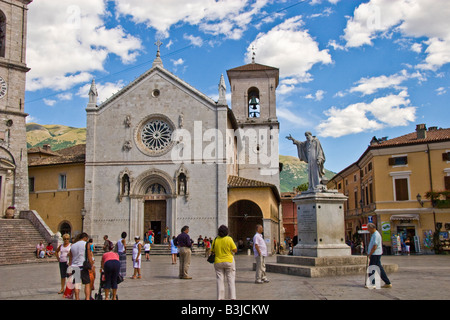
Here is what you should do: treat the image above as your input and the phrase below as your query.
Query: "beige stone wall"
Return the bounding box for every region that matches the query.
[0,0,31,213]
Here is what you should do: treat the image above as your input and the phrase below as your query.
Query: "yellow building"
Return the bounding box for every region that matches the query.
[28,144,85,237]
[329,124,450,254]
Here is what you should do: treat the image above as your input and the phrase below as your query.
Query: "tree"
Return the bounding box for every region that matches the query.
[296,182,309,192]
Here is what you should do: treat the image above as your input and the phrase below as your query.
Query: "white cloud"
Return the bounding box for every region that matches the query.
[436,87,447,95]
[310,0,340,5]
[114,0,269,40]
[305,90,325,101]
[171,58,185,66]
[183,34,203,47]
[317,90,416,137]
[411,42,422,53]
[349,70,409,96]
[26,115,39,124]
[43,99,57,106]
[277,107,311,127]
[246,16,332,91]
[77,80,126,104]
[342,0,450,71]
[57,93,73,101]
[327,39,346,51]
[27,0,142,92]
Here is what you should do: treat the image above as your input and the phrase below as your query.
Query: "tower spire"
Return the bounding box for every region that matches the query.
[218,74,227,105]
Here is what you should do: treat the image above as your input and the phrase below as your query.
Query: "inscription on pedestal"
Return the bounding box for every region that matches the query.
[298,209,316,232]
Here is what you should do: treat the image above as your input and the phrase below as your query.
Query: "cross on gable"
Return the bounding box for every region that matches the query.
[155,40,163,52]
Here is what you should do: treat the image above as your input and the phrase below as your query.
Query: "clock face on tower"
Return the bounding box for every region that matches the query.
[0,76,7,99]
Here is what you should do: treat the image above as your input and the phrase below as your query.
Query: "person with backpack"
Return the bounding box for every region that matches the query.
[103,235,114,252]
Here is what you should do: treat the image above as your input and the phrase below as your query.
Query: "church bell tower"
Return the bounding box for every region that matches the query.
[226,56,280,187]
[0,0,32,214]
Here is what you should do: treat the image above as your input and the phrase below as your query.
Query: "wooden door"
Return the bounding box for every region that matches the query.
[144,200,166,244]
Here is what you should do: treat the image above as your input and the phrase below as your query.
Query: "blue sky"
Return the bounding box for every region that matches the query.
[24,0,450,173]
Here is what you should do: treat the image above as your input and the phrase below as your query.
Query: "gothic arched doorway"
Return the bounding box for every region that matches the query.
[228,200,263,250]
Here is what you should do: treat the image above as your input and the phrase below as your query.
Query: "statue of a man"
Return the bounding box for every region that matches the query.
[287,132,326,191]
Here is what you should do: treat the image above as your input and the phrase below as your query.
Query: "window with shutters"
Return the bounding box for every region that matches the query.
[445,176,450,191]
[394,178,409,201]
[443,152,450,162]
[390,171,411,201]
[389,156,408,166]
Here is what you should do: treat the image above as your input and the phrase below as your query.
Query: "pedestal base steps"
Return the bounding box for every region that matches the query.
[253,255,398,278]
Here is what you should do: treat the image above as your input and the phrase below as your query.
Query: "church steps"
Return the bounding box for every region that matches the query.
[0,219,55,265]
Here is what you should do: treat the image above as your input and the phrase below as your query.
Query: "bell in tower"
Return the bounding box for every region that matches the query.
[248,95,260,118]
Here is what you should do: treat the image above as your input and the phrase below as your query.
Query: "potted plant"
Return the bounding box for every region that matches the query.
[5,206,15,219]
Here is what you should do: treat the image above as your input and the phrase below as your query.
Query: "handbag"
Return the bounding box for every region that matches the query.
[82,243,92,270]
[207,237,217,264]
[117,273,124,284]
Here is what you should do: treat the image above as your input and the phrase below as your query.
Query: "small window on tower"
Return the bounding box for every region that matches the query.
[248,87,260,118]
[0,11,6,58]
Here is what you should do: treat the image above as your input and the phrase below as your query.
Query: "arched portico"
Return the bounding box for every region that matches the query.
[130,168,176,243]
[228,199,263,249]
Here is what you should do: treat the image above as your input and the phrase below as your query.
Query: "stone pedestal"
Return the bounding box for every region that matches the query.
[293,190,350,257]
[261,189,399,277]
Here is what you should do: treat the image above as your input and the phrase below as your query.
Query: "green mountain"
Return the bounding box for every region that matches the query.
[279,155,336,193]
[26,123,335,192]
[26,123,86,151]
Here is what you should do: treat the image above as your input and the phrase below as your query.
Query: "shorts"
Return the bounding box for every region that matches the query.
[59,261,69,279]
[71,266,90,288]
[133,258,141,269]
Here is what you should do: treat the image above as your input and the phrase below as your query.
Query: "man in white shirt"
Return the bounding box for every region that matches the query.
[69,232,94,300]
[253,224,269,284]
[366,223,392,289]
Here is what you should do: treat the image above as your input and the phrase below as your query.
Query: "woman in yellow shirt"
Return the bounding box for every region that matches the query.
[211,225,237,300]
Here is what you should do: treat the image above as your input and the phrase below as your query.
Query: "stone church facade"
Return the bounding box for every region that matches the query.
[83,49,282,248]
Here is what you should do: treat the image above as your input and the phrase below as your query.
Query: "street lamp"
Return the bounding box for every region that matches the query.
[416,193,424,207]
[81,208,86,232]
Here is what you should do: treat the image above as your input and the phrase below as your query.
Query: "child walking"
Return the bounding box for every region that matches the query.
[144,241,151,261]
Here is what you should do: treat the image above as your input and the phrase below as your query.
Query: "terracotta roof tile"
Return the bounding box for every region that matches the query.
[28,144,86,167]
[227,63,279,72]
[371,127,450,148]
[228,175,274,188]
[228,175,281,202]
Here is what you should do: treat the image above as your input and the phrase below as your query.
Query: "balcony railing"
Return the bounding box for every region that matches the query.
[346,203,376,217]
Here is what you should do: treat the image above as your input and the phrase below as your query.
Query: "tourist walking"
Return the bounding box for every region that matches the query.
[204,237,211,257]
[253,224,269,284]
[144,241,151,261]
[116,232,127,278]
[211,225,237,300]
[101,244,120,300]
[68,232,94,300]
[163,226,169,244]
[169,236,178,264]
[131,236,142,279]
[174,225,192,279]
[366,223,392,289]
[55,234,71,294]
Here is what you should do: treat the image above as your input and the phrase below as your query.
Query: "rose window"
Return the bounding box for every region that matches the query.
[141,119,173,152]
